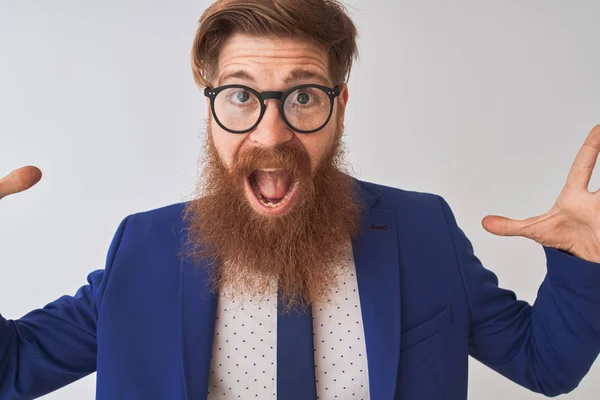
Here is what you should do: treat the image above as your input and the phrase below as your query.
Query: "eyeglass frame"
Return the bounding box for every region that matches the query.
[204,83,341,134]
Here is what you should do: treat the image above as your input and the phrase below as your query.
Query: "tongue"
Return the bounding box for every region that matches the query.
[254,170,291,201]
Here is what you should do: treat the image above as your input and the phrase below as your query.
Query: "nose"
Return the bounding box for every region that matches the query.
[247,99,294,147]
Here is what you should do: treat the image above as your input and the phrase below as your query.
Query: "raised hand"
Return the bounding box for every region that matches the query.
[0,166,43,200]
[482,125,600,264]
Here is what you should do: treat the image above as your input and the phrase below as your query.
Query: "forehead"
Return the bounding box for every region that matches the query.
[216,33,331,88]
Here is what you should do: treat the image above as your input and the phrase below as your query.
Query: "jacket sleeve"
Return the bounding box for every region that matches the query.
[438,196,600,397]
[0,216,129,400]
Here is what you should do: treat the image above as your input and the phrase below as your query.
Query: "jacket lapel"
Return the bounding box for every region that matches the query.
[179,233,218,400]
[177,179,401,400]
[352,180,402,399]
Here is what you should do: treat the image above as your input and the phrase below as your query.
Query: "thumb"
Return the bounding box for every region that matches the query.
[0,166,43,200]
[482,215,527,237]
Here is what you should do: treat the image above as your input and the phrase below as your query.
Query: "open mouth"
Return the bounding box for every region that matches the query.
[245,168,300,215]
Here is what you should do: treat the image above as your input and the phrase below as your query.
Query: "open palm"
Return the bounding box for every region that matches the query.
[483,125,600,264]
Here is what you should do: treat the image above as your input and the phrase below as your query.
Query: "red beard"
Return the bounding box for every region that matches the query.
[183,124,363,310]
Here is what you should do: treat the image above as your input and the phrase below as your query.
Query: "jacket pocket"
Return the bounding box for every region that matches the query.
[400,305,453,352]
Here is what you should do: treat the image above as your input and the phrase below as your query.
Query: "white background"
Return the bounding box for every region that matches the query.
[1,0,599,398]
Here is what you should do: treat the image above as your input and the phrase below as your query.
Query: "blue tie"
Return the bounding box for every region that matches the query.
[277,296,317,399]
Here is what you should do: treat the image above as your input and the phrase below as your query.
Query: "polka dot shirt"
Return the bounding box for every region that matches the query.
[207,243,370,399]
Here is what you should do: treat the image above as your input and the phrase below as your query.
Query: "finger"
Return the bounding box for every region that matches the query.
[0,166,43,200]
[565,124,600,190]
[482,214,541,239]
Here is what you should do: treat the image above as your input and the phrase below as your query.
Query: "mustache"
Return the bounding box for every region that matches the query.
[231,142,312,179]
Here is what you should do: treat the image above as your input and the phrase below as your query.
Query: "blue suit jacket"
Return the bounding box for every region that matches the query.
[2,180,600,399]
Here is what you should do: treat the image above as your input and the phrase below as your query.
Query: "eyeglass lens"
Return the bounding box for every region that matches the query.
[213,86,332,132]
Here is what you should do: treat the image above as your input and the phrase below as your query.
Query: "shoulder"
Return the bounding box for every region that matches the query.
[116,202,189,245]
[355,179,447,212]
[128,202,188,225]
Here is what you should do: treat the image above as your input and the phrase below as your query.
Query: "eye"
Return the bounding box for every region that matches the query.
[296,92,311,105]
[223,88,257,108]
[290,89,319,107]
[232,89,251,104]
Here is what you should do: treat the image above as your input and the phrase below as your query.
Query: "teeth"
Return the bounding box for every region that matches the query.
[259,168,283,172]
[254,181,297,208]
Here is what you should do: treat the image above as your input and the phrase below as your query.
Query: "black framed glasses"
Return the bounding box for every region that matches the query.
[204,84,341,134]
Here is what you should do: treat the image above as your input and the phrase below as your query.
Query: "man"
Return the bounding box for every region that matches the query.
[1,0,600,399]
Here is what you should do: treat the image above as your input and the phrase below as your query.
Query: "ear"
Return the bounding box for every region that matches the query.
[333,84,349,140]
[337,83,349,117]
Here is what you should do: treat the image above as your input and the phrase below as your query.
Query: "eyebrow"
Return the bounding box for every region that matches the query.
[284,68,330,86]
[217,70,256,86]
[217,68,330,88]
